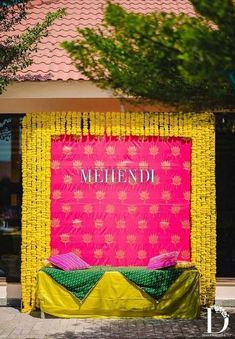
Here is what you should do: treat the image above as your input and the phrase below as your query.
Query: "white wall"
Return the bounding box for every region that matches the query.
[0,80,114,99]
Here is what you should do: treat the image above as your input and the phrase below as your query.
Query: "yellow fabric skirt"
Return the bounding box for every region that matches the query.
[37,269,200,319]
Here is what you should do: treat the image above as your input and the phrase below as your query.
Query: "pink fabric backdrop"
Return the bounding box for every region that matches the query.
[50,135,192,266]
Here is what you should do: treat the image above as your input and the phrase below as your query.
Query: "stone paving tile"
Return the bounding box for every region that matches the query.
[0,307,235,339]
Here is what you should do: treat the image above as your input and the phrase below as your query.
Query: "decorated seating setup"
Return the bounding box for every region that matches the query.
[21,112,216,318]
[37,265,200,318]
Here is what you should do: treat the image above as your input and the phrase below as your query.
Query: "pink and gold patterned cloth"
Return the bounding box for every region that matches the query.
[51,135,191,266]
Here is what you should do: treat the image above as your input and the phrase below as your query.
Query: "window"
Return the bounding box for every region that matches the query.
[0,115,23,282]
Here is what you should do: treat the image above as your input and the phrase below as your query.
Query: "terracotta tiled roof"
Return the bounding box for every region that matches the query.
[15,0,195,81]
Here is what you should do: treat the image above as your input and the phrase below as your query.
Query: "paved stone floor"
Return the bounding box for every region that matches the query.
[0,307,234,339]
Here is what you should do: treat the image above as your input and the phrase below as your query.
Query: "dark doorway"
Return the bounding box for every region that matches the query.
[0,114,23,282]
[216,113,235,277]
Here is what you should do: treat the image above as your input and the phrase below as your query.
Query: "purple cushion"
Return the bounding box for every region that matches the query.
[48,252,91,271]
[147,251,179,270]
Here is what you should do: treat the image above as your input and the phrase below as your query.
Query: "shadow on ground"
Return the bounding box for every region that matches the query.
[41,311,235,339]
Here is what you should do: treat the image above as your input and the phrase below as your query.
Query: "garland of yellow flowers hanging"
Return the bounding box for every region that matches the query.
[21,112,216,312]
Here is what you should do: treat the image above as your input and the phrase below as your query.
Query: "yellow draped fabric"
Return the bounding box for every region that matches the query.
[22,112,216,312]
[37,269,200,319]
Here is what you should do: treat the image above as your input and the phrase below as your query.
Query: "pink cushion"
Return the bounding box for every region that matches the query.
[48,252,91,271]
[147,251,179,270]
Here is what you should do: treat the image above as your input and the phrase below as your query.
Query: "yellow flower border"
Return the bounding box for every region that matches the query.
[21,112,216,312]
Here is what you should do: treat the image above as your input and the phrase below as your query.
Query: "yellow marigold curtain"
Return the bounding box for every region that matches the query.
[21,112,216,312]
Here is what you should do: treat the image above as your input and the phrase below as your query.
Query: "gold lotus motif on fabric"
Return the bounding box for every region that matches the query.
[94,219,104,229]
[116,219,126,229]
[82,233,92,244]
[115,250,125,259]
[128,205,137,214]
[149,145,159,156]
[181,250,190,260]
[138,219,147,230]
[171,205,181,214]
[96,190,106,200]
[94,249,103,259]
[118,190,127,201]
[161,190,171,201]
[84,145,93,155]
[60,233,70,244]
[172,176,182,186]
[84,204,93,213]
[52,190,61,200]
[149,204,159,214]
[105,145,115,155]
[62,204,71,213]
[171,234,181,245]
[126,234,137,245]
[51,160,60,170]
[73,160,83,170]
[127,146,137,156]
[104,234,114,245]
[161,160,171,170]
[94,160,104,169]
[105,204,115,214]
[149,234,158,245]
[138,250,147,260]
[74,190,84,200]
[51,218,60,228]
[72,219,82,228]
[183,161,190,171]
[62,146,72,155]
[64,175,73,184]
[171,146,181,156]
[139,191,149,201]
[160,219,169,230]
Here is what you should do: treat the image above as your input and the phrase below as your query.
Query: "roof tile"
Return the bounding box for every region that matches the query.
[11,0,195,81]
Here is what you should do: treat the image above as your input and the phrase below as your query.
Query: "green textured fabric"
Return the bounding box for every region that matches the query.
[41,266,184,302]
[120,268,183,300]
[42,267,104,301]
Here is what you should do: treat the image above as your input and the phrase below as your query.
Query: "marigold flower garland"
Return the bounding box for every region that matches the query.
[21,111,216,312]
